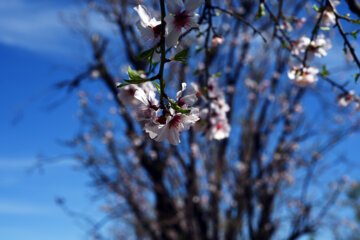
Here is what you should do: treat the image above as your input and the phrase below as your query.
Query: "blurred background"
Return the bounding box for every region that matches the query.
[1,0,360,240]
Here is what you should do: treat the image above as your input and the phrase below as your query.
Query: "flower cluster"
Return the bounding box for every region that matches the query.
[196,76,231,140]
[289,33,332,87]
[279,17,306,32]
[119,81,156,106]
[134,0,204,51]
[288,66,319,87]
[129,83,200,145]
[291,34,332,60]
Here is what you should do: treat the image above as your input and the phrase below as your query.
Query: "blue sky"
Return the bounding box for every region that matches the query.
[0,1,105,240]
[1,1,360,240]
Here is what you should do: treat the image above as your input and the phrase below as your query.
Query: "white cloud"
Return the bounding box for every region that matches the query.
[0,0,117,56]
[0,0,79,55]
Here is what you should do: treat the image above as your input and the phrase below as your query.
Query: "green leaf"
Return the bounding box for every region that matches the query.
[355,73,360,83]
[117,66,151,88]
[350,19,360,24]
[169,99,191,114]
[153,81,161,93]
[173,48,190,63]
[117,83,132,88]
[281,42,289,48]
[343,47,348,55]
[195,46,203,54]
[320,27,330,31]
[128,66,143,81]
[193,69,201,75]
[255,3,266,20]
[214,72,222,77]
[124,79,150,84]
[313,4,320,12]
[135,48,155,62]
[350,30,360,39]
[320,65,330,77]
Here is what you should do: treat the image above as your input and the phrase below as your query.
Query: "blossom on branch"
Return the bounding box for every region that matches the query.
[320,9,336,27]
[134,5,162,42]
[134,88,159,121]
[291,34,332,60]
[164,0,204,48]
[133,83,200,145]
[288,65,319,87]
[134,5,162,61]
[155,108,200,145]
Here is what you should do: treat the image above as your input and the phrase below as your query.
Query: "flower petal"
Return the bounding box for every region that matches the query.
[165,0,184,13]
[185,0,204,12]
[166,28,181,48]
[134,5,151,24]
[134,88,148,105]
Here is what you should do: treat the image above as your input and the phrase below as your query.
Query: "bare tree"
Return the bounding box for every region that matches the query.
[46,0,360,239]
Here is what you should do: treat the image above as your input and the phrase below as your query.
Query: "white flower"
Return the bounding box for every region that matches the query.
[288,66,319,87]
[320,10,336,27]
[211,35,225,47]
[291,36,310,56]
[164,0,204,47]
[119,82,156,105]
[337,90,355,107]
[210,98,230,115]
[155,108,200,145]
[134,88,159,121]
[295,17,306,29]
[208,76,222,98]
[134,5,162,61]
[291,34,331,60]
[134,5,162,42]
[308,34,332,59]
[176,82,198,108]
[206,118,231,140]
[279,20,293,32]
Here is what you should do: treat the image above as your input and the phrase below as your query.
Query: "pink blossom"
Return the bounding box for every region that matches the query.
[164,0,204,47]
[288,65,319,87]
[155,108,200,145]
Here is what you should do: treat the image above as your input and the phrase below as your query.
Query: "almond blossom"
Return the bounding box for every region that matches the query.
[134,5,161,61]
[176,82,199,109]
[133,83,200,145]
[307,34,332,60]
[279,20,293,32]
[320,9,336,27]
[155,108,200,145]
[291,34,332,59]
[164,0,204,48]
[119,82,156,105]
[134,88,159,121]
[337,90,355,107]
[206,117,231,140]
[291,36,311,56]
[288,65,319,87]
[211,35,225,47]
[194,76,231,140]
[134,5,162,42]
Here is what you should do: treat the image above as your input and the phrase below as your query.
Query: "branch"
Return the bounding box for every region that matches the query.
[345,0,360,18]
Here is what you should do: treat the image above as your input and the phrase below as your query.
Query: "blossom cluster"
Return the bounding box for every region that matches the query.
[196,76,231,140]
[120,78,231,145]
[288,33,332,87]
[116,0,233,145]
[135,0,204,51]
